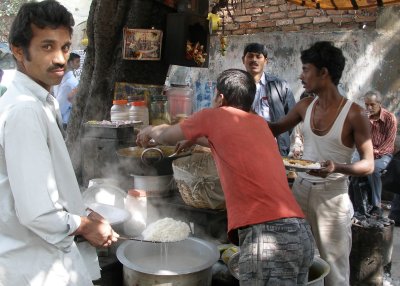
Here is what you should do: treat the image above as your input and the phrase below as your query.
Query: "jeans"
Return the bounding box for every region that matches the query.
[368,154,393,207]
[238,218,315,286]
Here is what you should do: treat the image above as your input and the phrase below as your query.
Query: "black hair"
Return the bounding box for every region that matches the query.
[68,52,81,63]
[216,69,256,112]
[243,43,268,58]
[300,41,345,86]
[8,0,74,60]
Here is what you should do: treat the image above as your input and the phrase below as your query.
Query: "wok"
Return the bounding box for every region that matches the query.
[116,145,191,176]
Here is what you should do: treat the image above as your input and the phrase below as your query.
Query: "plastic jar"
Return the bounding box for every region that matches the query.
[150,95,170,125]
[165,84,193,124]
[129,101,149,126]
[110,99,129,122]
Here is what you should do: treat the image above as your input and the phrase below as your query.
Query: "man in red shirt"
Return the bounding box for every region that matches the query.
[136,69,315,285]
[364,90,397,216]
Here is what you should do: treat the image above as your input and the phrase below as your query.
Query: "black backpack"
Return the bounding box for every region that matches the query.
[381,151,400,194]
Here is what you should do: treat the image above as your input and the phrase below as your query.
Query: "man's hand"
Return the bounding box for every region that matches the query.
[175,140,195,153]
[307,160,335,178]
[73,211,119,248]
[136,126,154,147]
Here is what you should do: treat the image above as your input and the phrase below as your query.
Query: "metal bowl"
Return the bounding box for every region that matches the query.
[117,237,219,285]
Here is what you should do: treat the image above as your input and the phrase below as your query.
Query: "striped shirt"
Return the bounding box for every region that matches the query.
[370,107,397,159]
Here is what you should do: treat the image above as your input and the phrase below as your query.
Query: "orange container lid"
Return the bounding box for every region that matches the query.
[131,101,147,106]
[112,99,128,105]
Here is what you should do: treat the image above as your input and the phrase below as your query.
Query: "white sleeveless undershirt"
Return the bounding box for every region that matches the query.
[299,97,355,182]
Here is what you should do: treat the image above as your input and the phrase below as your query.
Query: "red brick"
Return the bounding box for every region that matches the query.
[326,10,346,15]
[239,22,258,29]
[288,10,306,18]
[354,15,377,22]
[245,8,263,15]
[276,18,294,26]
[269,0,287,5]
[282,25,302,31]
[306,9,322,17]
[313,16,332,24]
[294,17,313,24]
[223,23,239,30]
[246,28,264,34]
[331,15,354,23]
[263,6,280,13]
[252,14,271,21]
[257,20,277,27]
[270,12,287,19]
[279,4,289,12]
[232,28,247,35]
[234,15,253,22]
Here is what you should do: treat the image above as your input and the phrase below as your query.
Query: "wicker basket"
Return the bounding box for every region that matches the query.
[172,152,225,210]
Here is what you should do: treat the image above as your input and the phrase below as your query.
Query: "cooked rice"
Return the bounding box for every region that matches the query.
[141,217,190,242]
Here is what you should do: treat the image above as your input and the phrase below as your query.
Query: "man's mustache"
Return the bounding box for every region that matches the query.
[47,64,65,72]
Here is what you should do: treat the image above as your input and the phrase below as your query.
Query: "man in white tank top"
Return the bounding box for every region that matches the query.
[269,41,374,286]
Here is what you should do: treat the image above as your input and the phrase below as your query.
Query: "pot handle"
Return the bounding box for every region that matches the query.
[141,147,164,166]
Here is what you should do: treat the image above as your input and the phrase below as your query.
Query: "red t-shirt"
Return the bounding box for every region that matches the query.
[180,107,304,241]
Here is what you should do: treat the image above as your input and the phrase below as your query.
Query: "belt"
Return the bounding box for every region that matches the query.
[298,178,325,186]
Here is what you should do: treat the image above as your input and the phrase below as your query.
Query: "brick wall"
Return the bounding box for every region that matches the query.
[210,0,379,35]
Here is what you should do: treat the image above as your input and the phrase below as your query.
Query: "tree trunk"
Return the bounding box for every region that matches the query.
[66,0,172,184]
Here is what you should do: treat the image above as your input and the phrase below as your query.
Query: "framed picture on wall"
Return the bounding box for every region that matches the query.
[123,28,163,61]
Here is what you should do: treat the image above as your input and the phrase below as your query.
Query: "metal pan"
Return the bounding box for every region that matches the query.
[116,146,191,176]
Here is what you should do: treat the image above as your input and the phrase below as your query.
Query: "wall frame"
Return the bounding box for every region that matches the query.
[123,28,163,61]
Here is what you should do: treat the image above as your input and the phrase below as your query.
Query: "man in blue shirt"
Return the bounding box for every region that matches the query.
[53,52,80,129]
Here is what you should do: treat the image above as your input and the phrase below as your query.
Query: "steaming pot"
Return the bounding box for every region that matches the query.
[116,237,219,286]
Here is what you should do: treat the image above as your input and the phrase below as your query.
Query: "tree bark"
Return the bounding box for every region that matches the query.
[66,0,172,183]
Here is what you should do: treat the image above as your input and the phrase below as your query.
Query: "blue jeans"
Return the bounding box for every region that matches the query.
[238,218,315,286]
[368,154,393,207]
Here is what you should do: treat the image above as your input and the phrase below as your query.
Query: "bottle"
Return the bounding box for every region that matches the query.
[129,100,149,126]
[110,99,129,122]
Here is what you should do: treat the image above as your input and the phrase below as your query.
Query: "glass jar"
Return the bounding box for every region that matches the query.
[129,101,149,126]
[150,95,170,125]
[110,99,129,122]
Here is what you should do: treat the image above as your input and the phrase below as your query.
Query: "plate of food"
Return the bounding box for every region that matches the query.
[282,157,322,172]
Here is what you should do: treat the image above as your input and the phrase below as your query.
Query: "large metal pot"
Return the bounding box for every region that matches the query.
[116,146,191,176]
[116,237,219,286]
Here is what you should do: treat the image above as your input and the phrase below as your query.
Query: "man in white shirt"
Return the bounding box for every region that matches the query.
[0,1,118,285]
[242,43,296,156]
[54,52,80,129]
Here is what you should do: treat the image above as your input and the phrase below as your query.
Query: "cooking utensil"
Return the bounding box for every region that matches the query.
[118,235,185,243]
[116,145,192,176]
[116,237,219,285]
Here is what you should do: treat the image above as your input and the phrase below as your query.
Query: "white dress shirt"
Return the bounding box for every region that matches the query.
[0,71,99,286]
[251,73,271,122]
